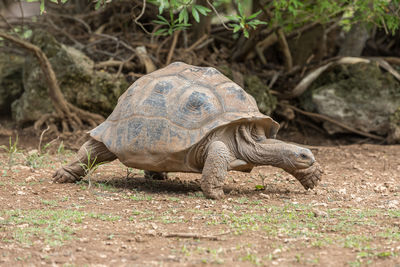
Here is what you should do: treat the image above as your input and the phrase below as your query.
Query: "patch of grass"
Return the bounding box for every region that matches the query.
[377,227,400,241]
[240,252,263,265]
[88,212,121,222]
[25,151,51,169]
[343,235,373,250]
[0,209,85,246]
[0,136,19,168]
[128,194,153,201]
[41,199,58,207]
[388,210,400,218]
[95,182,119,192]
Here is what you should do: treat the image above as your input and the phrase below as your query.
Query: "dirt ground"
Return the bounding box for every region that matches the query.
[0,127,399,266]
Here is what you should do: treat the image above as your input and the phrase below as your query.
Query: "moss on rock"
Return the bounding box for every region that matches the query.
[301,62,400,139]
[243,75,277,115]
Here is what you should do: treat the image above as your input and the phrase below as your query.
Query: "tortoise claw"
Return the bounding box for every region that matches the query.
[291,162,323,190]
[53,168,81,183]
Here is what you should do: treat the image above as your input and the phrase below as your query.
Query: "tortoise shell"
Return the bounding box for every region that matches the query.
[90,62,279,169]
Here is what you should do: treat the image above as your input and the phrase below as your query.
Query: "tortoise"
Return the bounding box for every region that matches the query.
[54,62,322,199]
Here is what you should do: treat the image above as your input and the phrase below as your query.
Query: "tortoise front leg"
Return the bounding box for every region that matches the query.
[201,141,232,199]
[53,138,117,183]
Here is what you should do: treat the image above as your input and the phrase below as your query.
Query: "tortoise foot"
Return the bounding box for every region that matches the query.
[293,162,323,190]
[53,168,81,183]
[201,184,224,199]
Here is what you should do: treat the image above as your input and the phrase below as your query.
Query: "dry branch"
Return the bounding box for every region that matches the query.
[282,104,385,141]
[136,46,156,73]
[166,30,180,66]
[284,56,400,99]
[163,230,230,240]
[277,28,293,72]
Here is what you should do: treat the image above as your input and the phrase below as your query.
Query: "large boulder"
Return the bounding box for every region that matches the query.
[0,53,24,115]
[12,30,129,125]
[301,62,400,142]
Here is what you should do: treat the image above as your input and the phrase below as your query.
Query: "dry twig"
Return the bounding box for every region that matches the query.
[277,28,293,72]
[163,230,230,241]
[282,104,385,141]
[166,30,181,66]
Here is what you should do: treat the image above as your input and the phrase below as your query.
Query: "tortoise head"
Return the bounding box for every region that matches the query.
[237,123,315,171]
[278,144,315,170]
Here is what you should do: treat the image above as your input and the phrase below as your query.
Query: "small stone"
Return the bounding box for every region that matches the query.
[312,209,328,217]
[388,200,399,209]
[374,184,387,193]
[273,248,281,254]
[25,176,36,182]
[355,197,363,202]
[259,193,270,199]
[28,149,38,156]
[16,191,26,195]
[338,188,347,195]
[312,202,328,207]
[150,223,158,230]
[135,235,145,242]
[146,229,157,236]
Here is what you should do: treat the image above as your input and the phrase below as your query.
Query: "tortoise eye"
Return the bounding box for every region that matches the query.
[300,153,308,159]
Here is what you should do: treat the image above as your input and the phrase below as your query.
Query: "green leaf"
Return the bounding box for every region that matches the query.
[254,185,265,190]
[95,0,102,10]
[243,29,249,38]
[159,1,165,14]
[153,20,170,25]
[192,6,200,23]
[247,10,262,20]
[178,8,189,24]
[157,15,169,23]
[194,5,211,16]
[40,0,45,13]
[153,28,168,36]
[226,15,240,22]
[237,2,244,17]
[232,24,241,33]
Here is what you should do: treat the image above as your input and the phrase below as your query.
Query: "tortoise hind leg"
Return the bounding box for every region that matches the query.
[53,138,117,183]
[144,171,168,180]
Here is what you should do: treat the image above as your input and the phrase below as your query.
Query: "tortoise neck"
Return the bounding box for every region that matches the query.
[233,125,294,170]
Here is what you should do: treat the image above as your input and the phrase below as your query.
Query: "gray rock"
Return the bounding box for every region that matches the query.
[302,63,400,140]
[12,30,129,125]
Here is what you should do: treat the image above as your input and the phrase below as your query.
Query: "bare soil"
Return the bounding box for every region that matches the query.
[0,130,399,266]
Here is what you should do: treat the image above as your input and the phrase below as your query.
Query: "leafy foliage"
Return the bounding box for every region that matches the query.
[32,0,399,37]
[226,2,267,38]
[150,0,211,35]
[268,0,400,34]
